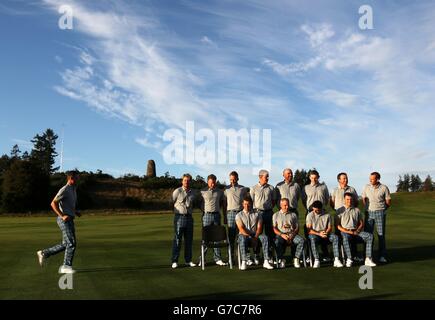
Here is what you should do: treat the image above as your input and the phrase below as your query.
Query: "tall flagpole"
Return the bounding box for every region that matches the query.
[60,125,65,172]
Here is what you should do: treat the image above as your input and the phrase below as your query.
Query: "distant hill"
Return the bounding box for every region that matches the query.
[84,178,174,210]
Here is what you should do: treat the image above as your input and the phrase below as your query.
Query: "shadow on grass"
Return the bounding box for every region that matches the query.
[386,245,435,263]
[77,265,169,273]
[350,293,400,300]
[76,245,435,275]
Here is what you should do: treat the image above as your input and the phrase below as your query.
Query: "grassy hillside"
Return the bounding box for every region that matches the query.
[0,192,434,299]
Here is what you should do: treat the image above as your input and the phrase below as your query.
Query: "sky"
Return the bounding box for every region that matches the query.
[1,0,434,193]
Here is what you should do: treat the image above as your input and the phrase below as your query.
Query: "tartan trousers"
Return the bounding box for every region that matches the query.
[171,214,194,263]
[275,234,305,259]
[365,210,387,258]
[341,231,373,259]
[42,216,76,267]
[308,234,340,260]
[227,210,239,255]
[257,209,274,257]
[238,234,270,261]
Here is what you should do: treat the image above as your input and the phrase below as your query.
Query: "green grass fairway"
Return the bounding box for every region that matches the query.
[1,192,435,299]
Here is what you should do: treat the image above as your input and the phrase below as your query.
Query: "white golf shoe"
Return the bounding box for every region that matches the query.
[333,258,344,268]
[186,262,196,267]
[365,257,377,267]
[293,258,301,268]
[58,265,76,274]
[263,260,274,270]
[37,250,46,267]
[240,261,247,270]
[216,260,228,266]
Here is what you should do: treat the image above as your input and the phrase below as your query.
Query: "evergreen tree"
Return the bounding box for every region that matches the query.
[30,129,59,175]
[396,175,404,192]
[0,155,10,211]
[410,174,423,192]
[10,144,21,159]
[294,169,310,187]
[403,174,411,192]
[1,159,49,212]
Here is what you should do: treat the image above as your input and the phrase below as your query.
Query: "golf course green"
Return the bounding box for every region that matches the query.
[1,192,434,299]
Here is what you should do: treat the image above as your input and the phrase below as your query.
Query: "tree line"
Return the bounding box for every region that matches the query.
[0,128,319,213]
[0,129,59,213]
[396,173,434,192]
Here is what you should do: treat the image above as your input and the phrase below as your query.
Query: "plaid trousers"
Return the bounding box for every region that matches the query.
[341,231,373,259]
[171,214,194,263]
[274,234,305,259]
[227,210,239,255]
[308,234,340,260]
[201,212,222,261]
[365,210,387,257]
[257,209,274,257]
[42,216,76,266]
[238,234,270,261]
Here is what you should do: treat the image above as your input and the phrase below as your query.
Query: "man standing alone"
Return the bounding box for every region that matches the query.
[37,171,81,274]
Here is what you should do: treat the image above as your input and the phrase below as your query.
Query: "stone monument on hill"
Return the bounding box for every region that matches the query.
[146,160,156,178]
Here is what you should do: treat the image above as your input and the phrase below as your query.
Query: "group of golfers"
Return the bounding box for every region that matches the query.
[171,169,391,270]
[35,168,391,274]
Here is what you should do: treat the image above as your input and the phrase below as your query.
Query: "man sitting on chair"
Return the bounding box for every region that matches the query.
[236,196,274,270]
[306,201,343,268]
[336,193,377,268]
[273,198,306,269]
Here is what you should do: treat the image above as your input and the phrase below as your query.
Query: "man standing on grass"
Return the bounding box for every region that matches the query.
[330,172,358,210]
[275,168,301,216]
[302,170,330,213]
[302,170,330,261]
[223,171,248,262]
[336,193,377,268]
[199,174,227,266]
[171,173,197,269]
[250,169,276,261]
[37,170,81,274]
[362,172,392,264]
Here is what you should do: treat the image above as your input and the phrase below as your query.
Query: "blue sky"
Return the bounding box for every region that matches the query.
[1,0,434,193]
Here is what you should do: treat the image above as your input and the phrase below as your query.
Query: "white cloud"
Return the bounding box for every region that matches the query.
[44,0,222,134]
[300,23,335,48]
[200,36,216,47]
[135,137,162,149]
[262,57,322,75]
[324,35,395,72]
[40,0,435,192]
[317,89,359,108]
